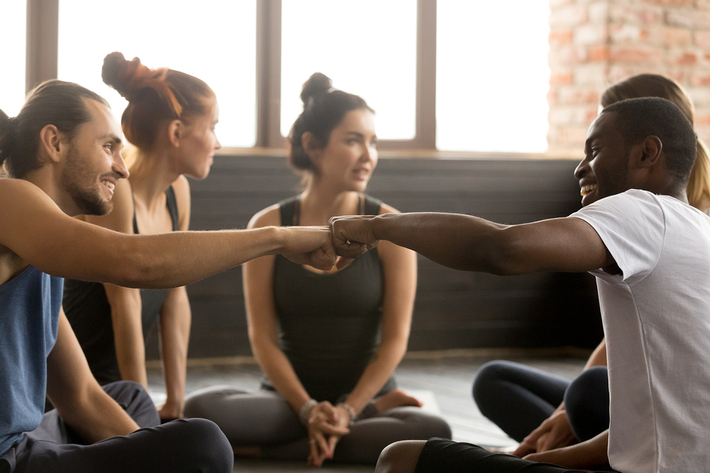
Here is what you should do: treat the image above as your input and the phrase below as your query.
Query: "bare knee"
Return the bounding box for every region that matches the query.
[376,440,426,473]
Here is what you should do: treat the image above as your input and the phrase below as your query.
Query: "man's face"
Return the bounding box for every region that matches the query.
[60,99,128,215]
[574,111,632,206]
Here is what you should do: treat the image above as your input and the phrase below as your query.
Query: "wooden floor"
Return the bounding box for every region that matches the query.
[147,349,587,473]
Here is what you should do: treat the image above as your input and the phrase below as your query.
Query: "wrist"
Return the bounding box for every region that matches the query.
[336,402,356,425]
[299,398,317,426]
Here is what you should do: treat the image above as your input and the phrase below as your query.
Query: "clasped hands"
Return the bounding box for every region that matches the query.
[305,401,353,467]
[281,215,379,271]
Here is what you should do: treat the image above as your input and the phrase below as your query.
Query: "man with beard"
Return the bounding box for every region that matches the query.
[0,80,335,473]
[331,97,710,473]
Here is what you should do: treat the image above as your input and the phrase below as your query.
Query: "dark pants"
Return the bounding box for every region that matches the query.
[1,381,233,473]
[472,361,609,443]
[414,438,617,473]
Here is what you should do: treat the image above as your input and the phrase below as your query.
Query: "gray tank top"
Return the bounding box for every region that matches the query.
[63,186,179,385]
[260,194,396,403]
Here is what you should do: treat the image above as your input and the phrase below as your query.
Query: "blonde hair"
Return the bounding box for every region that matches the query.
[601,74,710,212]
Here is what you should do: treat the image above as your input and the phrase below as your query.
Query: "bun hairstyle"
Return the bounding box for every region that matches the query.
[289,73,373,173]
[601,73,710,211]
[1,80,108,178]
[101,52,215,152]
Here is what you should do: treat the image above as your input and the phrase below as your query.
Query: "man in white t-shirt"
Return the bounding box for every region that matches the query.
[329,97,707,473]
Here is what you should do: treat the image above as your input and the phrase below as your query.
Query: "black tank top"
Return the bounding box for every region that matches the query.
[260,194,397,403]
[63,186,179,385]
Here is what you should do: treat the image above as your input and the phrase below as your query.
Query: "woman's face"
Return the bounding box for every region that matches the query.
[314,108,378,192]
[178,98,221,180]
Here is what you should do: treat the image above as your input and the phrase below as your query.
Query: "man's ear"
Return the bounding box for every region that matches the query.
[38,124,65,164]
[167,119,183,148]
[638,135,663,168]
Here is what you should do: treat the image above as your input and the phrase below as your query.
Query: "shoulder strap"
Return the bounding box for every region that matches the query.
[277,195,301,226]
[362,194,382,216]
[165,186,179,231]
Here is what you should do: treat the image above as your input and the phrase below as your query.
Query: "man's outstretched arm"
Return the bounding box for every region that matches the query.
[0,179,335,288]
[330,212,613,275]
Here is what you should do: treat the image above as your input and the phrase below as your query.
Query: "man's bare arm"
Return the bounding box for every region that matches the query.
[0,179,335,288]
[330,212,613,275]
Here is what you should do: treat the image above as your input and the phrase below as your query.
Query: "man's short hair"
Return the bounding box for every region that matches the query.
[602,97,697,183]
[0,80,109,178]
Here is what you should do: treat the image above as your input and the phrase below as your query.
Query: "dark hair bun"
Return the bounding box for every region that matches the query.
[101,52,134,99]
[300,73,332,106]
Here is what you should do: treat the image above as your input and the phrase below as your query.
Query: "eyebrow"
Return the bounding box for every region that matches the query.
[99,134,123,145]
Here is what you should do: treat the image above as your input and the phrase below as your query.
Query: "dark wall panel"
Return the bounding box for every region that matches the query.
[146,155,603,359]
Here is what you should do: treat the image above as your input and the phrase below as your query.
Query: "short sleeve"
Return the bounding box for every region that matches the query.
[570,190,665,284]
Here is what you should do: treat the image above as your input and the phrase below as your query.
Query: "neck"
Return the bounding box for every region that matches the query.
[23,164,82,216]
[129,149,180,208]
[299,178,362,225]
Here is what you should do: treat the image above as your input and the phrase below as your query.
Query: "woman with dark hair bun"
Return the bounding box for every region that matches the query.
[63,52,220,421]
[184,73,451,466]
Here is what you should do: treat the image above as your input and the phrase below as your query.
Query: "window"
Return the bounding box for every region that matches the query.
[436,0,550,153]
[57,0,257,147]
[280,0,417,140]
[0,1,27,117]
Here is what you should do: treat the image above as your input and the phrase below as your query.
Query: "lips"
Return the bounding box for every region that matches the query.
[580,184,597,197]
[101,179,116,196]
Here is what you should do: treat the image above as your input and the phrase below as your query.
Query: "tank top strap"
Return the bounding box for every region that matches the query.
[132,185,179,234]
[278,195,301,226]
[165,185,179,231]
[362,194,382,216]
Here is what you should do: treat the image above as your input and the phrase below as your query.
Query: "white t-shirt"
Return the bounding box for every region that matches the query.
[572,189,710,473]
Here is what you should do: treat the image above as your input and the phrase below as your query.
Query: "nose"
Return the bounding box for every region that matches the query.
[214,136,221,151]
[574,157,588,180]
[362,143,377,164]
[114,152,130,179]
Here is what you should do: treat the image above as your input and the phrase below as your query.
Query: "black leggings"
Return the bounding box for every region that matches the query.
[414,438,617,473]
[1,381,233,473]
[472,361,609,443]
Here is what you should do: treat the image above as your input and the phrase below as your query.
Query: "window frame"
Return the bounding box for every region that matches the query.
[28,0,525,155]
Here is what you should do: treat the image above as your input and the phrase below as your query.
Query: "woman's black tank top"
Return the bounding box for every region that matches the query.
[63,186,179,385]
[260,194,397,403]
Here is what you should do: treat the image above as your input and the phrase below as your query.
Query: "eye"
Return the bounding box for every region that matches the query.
[104,143,113,152]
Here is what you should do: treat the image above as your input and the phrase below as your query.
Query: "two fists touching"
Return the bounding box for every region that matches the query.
[280,216,380,270]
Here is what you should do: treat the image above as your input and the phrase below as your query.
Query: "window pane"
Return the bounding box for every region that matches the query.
[437,1,550,153]
[0,1,27,117]
[58,1,256,148]
[281,1,417,140]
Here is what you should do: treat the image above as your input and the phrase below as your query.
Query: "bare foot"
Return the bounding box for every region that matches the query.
[373,389,423,412]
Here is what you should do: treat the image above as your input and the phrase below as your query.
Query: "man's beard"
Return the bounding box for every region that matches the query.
[61,146,112,216]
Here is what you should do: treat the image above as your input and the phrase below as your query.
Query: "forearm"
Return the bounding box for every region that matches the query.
[369,213,510,273]
[58,386,139,443]
[526,430,610,470]
[345,338,407,414]
[159,288,191,416]
[252,340,312,413]
[108,290,148,387]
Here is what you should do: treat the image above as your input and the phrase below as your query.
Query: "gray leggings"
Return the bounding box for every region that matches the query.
[184,386,452,465]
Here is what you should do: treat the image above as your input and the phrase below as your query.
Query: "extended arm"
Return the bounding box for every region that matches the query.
[46,309,139,442]
[0,179,335,288]
[330,212,613,275]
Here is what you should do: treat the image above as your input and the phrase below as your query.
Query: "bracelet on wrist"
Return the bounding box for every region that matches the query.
[299,398,317,426]
[337,402,357,425]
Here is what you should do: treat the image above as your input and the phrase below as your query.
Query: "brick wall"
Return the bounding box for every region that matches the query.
[547,0,710,156]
